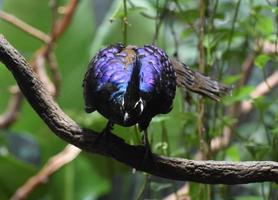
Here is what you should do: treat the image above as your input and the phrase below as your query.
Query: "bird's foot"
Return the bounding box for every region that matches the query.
[139,130,153,168]
[93,121,114,146]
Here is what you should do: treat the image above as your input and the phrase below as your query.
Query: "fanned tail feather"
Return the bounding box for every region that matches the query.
[171,58,232,101]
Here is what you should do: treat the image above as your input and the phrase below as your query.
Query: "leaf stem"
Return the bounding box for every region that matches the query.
[122,0,128,45]
[226,0,241,53]
[197,0,209,160]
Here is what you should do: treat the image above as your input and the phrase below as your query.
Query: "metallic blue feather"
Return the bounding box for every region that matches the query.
[83,43,176,130]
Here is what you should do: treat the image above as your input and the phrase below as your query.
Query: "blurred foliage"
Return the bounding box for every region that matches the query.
[0,0,278,199]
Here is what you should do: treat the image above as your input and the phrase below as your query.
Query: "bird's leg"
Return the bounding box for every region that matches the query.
[103,120,114,135]
[93,121,114,146]
[141,130,152,167]
[101,120,114,141]
[142,130,151,153]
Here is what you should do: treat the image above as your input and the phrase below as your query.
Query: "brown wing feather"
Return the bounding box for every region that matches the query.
[171,58,232,101]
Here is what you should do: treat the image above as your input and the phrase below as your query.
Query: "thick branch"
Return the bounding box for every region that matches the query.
[0,35,278,184]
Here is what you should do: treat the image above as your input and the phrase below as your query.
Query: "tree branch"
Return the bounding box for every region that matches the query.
[208,53,256,154]
[11,144,81,200]
[0,35,278,184]
[197,0,207,160]
[240,70,278,113]
[0,11,50,43]
[52,0,78,41]
[0,86,23,129]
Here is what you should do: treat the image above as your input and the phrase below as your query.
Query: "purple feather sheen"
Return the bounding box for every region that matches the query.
[83,43,232,130]
[83,43,176,129]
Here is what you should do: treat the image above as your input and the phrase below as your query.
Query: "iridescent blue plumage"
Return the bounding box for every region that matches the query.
[83,43,232,155]
[83,43,176,130]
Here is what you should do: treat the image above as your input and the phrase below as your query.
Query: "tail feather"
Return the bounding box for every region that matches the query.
[171,58,232,101]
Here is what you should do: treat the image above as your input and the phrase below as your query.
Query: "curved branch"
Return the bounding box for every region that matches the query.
[53,0,78,41]
[0,35,278,184]
[0,11,50,43]
[11,144,81,200]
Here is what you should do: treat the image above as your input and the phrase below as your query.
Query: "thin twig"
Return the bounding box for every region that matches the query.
[262,41,278,54]
[275,0,278,53]
[198,0,205,73]
[11,145,81,200]
[163,184,190,200]
[174,0,198,35]
[32,0,79,96]
[153,0,160,45]
[238,53,256,86]
[197,0,208,160]
[240,70,278,113]
[52,0,78,41]
[166,69,277,198]
[0,87,23,129]
[0,11,50,43]
[169,21,179,57]
[210,71,278,152]
[122,0,128,45]
[152,0,169,44]
[1,2,80,197]
[46,52,61,96]
[49,0,59,38]
[209,52,255,154]
[168,89,277,199]
[0,0,79,129]
[32,53,56,96]
[226,0,241,53]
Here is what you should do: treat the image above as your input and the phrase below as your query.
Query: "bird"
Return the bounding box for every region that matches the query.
[83,43,232,153]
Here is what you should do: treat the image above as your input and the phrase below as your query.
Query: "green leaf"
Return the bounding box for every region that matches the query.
[256,15,274,36]
[255,54,271,69]
[223,74,241,84]
[226,145,240,161]
[224,86,255,105]
[154,142,168,151]
[0,155,36,198]
[252,96,272,112]
[237,86,254,98]
[235,196,263,200]
[245,143,270,160]
[178,9,199,23]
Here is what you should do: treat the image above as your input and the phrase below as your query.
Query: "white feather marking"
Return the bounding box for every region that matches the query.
[140,102,144,113]
[133,98,144,114]
[122,98,125,107]
[124,112,129,122]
